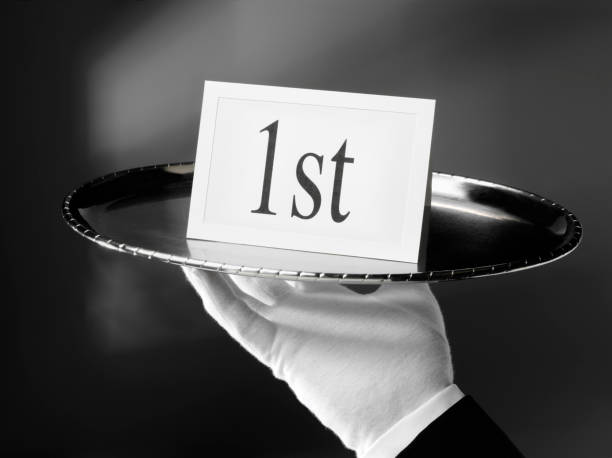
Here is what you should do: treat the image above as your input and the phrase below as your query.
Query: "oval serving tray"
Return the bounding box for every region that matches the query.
[62,162,581,283]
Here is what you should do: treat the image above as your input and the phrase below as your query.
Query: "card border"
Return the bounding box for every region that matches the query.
[187,81,435,263]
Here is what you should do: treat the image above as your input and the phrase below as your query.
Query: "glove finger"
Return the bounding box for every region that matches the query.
[372,282,447,332]
[286,279,350,295]
[183,267,276,364]
[227,274,294,307]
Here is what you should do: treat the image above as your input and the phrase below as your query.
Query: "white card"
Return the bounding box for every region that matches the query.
[187,81,435,263]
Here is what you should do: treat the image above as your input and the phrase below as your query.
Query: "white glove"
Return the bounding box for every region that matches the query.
[183,268,453,456]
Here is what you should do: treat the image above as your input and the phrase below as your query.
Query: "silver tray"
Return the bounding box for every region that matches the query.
[62,162,582,283]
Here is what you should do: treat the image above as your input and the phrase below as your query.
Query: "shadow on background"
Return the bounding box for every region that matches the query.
[14,1,612,456]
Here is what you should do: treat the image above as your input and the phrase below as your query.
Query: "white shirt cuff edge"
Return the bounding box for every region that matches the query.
[360,384,465,458]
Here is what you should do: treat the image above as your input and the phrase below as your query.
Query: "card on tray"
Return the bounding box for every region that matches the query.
[187,81,435,263]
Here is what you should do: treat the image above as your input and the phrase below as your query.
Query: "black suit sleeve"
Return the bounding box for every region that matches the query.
[397,396,524,457]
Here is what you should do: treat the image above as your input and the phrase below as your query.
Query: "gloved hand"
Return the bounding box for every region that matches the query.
[183,268,453,456]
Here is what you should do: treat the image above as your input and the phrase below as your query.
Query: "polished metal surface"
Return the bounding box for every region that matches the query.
[62,162,582,283]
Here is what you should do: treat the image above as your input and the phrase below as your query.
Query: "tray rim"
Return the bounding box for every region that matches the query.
[62,161,583,283]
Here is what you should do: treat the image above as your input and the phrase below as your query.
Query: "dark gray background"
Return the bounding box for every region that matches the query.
[14,1,611,456]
